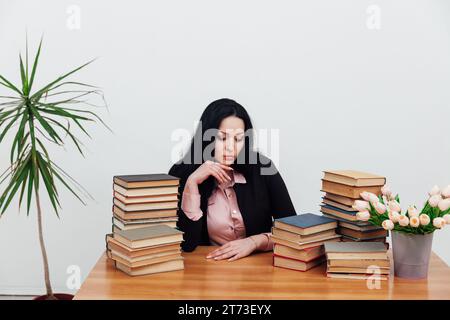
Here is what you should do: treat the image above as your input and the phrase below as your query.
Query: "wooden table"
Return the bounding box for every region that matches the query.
[74,246,450,300]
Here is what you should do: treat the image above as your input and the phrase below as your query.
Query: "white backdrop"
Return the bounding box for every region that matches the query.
[0,0,449,295]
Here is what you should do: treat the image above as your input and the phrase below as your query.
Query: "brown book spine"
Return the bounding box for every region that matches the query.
[105,233,113,259]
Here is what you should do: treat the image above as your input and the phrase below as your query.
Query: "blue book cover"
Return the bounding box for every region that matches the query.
[321,204,357,216]
[324,241,387,253]
[275,213,336,229]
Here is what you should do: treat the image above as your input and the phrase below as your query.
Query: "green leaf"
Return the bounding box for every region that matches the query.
[35,152,60,216]
[0,107,21,123]
[30,106,63,144]
[36,104,95,137]
[42,117,84,155]
[50,166,86,205]
[0,74,22,95]
[25,35,29,86]
[31,59,96,100]
[37,103,93,121]
[28,37,42,93]
[41,81,99,92]
[10,112,29,163]
[19,54,28,95]
[0,110,23,143]
[26,163,35,216]
[18,164,30,210]
[0,156,31,214]
[50,160,94,200]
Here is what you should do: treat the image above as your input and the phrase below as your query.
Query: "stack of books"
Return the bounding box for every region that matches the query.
[319,170,388,245]
[112,174,180,232]
[106,225,184,276]
[324,242,390,280]
[272,213,341,272]
[106,173,185,276]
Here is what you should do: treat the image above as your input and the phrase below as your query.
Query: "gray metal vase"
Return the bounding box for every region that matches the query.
[391,231,434,279]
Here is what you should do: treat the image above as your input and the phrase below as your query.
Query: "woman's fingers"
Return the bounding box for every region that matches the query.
[207,243,232,258]
[217,168,231,182]
[208,166,225,184]
[218,164,234,171]
[213,164,232,181]
[214,249,238,261]
[211,170,226,184]
[211,244,233,257]
[210,165,230,183]
[211,245,235,259]
[228,253,242,262]
[205,161,233,183]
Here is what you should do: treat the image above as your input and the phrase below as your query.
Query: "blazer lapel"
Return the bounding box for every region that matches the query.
[234,182,254,236]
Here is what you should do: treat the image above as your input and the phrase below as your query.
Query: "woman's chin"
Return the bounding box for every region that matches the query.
[222,158,235,165]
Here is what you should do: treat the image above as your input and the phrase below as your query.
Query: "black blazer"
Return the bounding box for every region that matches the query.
[168,153,297,252]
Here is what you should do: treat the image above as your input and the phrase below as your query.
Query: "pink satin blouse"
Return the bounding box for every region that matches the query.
[181,170,273,251]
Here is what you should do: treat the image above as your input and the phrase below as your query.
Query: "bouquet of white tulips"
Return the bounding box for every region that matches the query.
[353,185,450,234]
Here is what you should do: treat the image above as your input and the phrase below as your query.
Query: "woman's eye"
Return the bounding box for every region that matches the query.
[217,135,225,141]
[235,136,244,142]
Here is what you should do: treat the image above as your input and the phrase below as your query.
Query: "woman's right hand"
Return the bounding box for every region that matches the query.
[187,160,234,186]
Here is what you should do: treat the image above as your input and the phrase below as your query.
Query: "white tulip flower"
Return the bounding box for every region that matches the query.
[438,198,450,212]
[433,217,445,229]
[407,206,419,218]
[428,194,442,208]
[389,211,401,223]
[353,200,370,211]
[429,185,440,196]
[382,219,394,231]
[443,214,450,225]
[398,215,410,227]
[356,210,370,222]
[441,185,450,198]
[419,214,430,226]
[410,216,420,228]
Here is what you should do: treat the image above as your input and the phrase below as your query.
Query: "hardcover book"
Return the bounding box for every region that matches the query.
[114,225,184,249]
[322,170,386,187]
[321,180,382,199]
[324,242,388,260]
[273,254,326,272]
[114,173,180,189]
[273,213,338,235]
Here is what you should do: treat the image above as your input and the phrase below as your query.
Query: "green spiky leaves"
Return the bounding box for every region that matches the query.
[0,37,110,217]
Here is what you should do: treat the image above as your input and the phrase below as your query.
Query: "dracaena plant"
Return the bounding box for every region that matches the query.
[0,38,110,299]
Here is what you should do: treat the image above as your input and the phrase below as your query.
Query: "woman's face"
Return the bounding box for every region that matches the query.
[214,116,245,165]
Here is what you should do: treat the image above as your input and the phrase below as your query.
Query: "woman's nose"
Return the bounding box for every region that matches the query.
[225,139,235,152]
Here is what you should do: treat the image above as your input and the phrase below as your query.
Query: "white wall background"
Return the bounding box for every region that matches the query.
[0,0,449,295]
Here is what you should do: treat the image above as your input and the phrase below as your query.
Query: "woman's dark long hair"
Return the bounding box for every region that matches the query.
[171,98,261,200]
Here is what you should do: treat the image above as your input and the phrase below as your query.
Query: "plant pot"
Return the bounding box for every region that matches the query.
[33,293,74,300]
[391,231,433,279]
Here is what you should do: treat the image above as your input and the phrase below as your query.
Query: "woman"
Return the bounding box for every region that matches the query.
[169,98,296,261]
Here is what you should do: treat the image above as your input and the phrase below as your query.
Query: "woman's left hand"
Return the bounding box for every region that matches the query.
[206,237,257,261]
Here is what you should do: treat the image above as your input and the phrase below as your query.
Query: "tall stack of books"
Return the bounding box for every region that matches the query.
[112,174,180,232]
[324,242,390,280]
[320,170,388,245]
[106,173,185,276]
[106,225,184,276]
[272,213,341,272]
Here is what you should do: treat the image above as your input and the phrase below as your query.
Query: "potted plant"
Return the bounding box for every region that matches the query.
[353,185,450,279]
[0,38,110,299]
